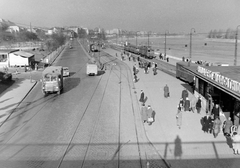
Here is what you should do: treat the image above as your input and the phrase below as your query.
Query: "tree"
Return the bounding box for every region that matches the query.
[78,28,87,38]
[225,28,232,39]
[207,30,213,38]
[45,33,66,51]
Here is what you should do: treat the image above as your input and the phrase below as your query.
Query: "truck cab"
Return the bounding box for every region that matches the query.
[42,66,63,95]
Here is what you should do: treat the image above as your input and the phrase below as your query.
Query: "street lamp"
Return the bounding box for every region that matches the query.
[189,28,196,66]
[147,32,150,47]
[164,30,169,60]
[234,25,240,66]
[136,31,139,46]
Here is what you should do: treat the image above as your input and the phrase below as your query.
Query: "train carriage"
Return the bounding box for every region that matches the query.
[176,61,198,85]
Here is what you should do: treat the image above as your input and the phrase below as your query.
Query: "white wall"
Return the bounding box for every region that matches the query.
[9,53,29,66]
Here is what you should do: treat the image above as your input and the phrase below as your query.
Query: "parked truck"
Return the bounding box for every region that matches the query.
[42,66,63,95]
[86,63,98,76]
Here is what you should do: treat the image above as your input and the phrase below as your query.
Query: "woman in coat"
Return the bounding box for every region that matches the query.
[140,103,148,123]
[213,116,222,138]
[223,117,233,137]
[176,102,183,129]
[164,84,170,98]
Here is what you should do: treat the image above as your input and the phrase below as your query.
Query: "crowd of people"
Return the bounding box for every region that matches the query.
[119,51,240,156]
[176,88,240,155]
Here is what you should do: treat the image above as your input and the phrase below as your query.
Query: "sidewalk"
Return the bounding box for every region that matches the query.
[104,48,238,168]
[0,78,37,126]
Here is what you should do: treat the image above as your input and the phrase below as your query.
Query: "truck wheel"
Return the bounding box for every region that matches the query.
[57,90,61,95]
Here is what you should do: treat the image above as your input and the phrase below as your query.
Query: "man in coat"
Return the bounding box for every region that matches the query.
[140,103,148,123]
[164,84,170,98]
[139,90,145,105]
[212,103,220,119]
[196,97,202,114]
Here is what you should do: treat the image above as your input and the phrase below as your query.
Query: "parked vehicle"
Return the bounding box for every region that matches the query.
[63,67,70,77]
[86,63,98,76]
[0,71,12,82]
[42,66,63,95]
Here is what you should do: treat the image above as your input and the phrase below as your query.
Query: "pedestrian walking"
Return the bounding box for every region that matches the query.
[147,105,154,125]
[164,84,170,98]
[196,96,202,114]
[181,89,188,101]
[223,117,233,137]
[232,128,240,155]
[139,90,145,104]
[212,103,220,119]
[176,101,183,129]
[133,65,136,74]
[213,116,222,138]
[201,114,212,133]
[144,65,148,74]
[133,73,138,83]
[140,103,148,123]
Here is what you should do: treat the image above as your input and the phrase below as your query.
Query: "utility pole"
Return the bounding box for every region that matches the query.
[234,25,240,66]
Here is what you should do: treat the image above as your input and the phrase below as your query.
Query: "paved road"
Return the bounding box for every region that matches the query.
[0,39,168,168]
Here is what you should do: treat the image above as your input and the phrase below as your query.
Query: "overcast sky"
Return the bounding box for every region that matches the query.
[1,0,240,33]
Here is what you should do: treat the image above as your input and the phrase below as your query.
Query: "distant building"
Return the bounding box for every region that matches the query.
[6,25,24,33]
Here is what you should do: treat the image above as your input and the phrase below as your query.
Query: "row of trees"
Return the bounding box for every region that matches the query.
[0,24,67,51]
[208,29,238,39]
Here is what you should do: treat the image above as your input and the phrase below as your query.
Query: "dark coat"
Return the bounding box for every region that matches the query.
[181,90,188,101]
[212,106,220,119]
[196,98,202,108]
[139,92,144,103]
[184,99,191,111]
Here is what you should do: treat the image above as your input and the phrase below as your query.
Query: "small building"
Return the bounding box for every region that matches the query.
[185,65,240,123]
[9,50,35,67]
[0,49,18,68]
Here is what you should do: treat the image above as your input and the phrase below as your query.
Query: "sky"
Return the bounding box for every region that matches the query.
[1,0,240,34]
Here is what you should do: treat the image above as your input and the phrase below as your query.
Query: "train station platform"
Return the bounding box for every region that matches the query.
[103,48,240,168]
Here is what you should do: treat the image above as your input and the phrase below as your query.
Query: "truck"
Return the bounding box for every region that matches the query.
[42,66,63,95]
[86,63,98,76]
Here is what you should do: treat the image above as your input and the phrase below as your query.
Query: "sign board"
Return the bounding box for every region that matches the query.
[197,66,240,94]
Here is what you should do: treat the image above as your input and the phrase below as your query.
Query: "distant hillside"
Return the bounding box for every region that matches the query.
[0,18,16,27]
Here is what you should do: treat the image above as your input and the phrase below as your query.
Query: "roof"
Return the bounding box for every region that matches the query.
[13,51,34,58]
[0,49,18,54]
[42,66,63,76]
[184,65,240,99]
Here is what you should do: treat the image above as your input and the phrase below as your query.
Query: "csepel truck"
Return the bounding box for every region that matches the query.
[42,66,63,95]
